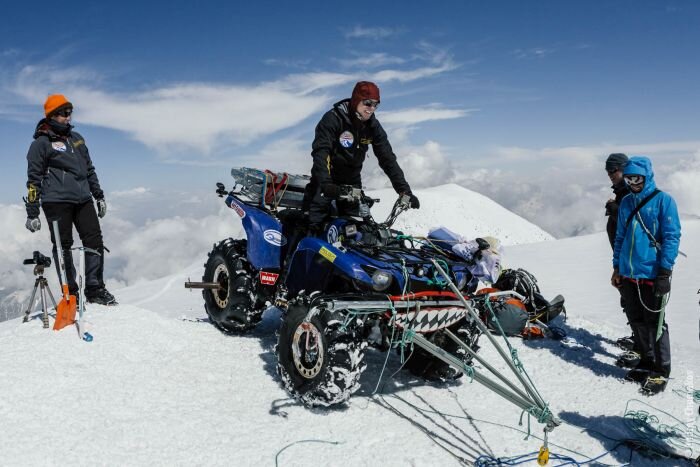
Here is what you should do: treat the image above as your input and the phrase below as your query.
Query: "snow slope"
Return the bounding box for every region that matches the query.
[369,184,554,245]
[1,203,698,466]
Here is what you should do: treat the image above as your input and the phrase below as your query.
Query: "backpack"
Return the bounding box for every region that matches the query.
[493,268,565,323]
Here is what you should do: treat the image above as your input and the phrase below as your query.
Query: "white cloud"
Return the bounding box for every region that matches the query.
[513,47,556,59]
[665,151,700,218]
[9,56,458,154]
[371,62,458,83]
[339,53,406,68]
[345,26,399,40]
[380,105,477,126]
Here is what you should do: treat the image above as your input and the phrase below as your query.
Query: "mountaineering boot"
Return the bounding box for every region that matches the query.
[85,287,117,306]
[624,367,651,384]
[615,350,641,368]
[640,374,668,395]
[615,335,635,351]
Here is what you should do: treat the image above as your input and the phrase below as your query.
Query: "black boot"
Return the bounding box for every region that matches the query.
[640,374,668,395]
[85,287,117,306]
[84,248,117,306]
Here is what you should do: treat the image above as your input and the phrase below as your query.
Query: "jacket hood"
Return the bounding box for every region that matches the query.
[623,156,657,197]
[33,118,73,140]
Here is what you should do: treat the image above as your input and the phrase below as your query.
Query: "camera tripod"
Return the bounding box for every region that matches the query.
[23,262,58,328]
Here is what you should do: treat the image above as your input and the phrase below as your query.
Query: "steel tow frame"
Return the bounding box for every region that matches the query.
[315,264,560,432]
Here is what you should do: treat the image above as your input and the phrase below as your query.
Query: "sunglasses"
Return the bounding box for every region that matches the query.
[361,99,380,108]
[55,109,73,117]
[624,174,644,185]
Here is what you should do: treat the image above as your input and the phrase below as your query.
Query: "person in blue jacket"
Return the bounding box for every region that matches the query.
[611,156,681,395]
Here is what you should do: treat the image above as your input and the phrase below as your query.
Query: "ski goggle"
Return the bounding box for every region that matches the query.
[55,108,73,117]
[361,99,380,108]
[624,174,645,186]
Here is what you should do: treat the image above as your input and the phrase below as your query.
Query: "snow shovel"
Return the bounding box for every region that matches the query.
[52,220,76,331]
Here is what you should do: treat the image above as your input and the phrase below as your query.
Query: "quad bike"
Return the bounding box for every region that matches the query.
[186,168,560,437]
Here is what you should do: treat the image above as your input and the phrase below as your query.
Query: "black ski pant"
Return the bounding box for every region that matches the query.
[621,279,671,377]
[42,201,105,295]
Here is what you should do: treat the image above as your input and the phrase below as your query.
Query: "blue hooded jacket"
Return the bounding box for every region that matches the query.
[613,156,681,279]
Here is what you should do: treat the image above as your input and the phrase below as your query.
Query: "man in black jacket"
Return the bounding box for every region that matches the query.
[306,81,419,226]
[605,153,629,247]
[24,94,117,306]
[604,153,637,362]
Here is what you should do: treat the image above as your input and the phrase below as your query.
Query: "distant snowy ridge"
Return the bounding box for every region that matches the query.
[369,184,554,245]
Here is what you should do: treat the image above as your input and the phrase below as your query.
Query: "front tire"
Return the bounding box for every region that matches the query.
[202,239,265,333]
[276,294,367,406]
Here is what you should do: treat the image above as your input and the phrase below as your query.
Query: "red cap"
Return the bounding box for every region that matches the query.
[349,81,380,115]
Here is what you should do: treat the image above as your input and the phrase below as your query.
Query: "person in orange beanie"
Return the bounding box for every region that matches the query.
[24,94,117,306]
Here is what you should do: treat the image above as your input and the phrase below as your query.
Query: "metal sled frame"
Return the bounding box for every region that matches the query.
[305,260,560,432]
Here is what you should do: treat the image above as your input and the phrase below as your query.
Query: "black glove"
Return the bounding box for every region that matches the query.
[321,183,341,199]
[408,193,420,209]
[96,198,107,218]
[654,268,672,297]
[24,198,40,219]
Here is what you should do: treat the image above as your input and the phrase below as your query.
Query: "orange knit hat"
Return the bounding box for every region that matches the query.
[44,94,72,117]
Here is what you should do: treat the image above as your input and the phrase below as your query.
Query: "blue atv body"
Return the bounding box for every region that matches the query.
[199,168,480,406]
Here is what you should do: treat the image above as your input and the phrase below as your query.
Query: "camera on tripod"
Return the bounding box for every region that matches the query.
[23,251,51,268]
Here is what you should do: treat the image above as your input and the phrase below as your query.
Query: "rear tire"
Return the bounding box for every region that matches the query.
[276,294,367,406]
[202,239,265,333]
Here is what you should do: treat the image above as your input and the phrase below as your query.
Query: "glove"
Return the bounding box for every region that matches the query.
[611,268,621,289]
[25,217,41,232]
[321,184,341,199]
[654,268,672,297]
[96,198,107,218]
[408,193,420,209]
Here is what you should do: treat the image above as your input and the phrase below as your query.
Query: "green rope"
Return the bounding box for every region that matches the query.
[623,398,700,458]
[672,386,700,404]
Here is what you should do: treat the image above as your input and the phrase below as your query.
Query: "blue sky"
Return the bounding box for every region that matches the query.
[1,0,699,236]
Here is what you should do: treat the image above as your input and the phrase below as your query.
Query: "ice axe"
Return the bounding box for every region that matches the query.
[52,220,77,331]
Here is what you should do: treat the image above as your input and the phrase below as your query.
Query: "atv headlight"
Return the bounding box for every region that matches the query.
[371,270,393,292]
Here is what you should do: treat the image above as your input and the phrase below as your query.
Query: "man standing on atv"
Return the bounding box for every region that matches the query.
[24,94,117,306]
[305,81,419,227]
[611,156,680,395]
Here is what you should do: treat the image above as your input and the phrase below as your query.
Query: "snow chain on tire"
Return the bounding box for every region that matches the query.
[202,238,265,333]
[276,293,368,406]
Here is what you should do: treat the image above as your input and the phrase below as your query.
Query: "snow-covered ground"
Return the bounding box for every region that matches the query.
[1,191,698,466]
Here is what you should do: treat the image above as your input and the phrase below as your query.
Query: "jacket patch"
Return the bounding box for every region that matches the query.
[339,131,354,148]
[51,142,67,152]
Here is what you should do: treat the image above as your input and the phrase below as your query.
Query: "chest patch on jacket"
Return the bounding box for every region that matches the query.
[52,142,67,152]
[339,131,354,148]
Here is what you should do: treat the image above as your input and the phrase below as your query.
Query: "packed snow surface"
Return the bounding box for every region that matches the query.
[1,191,698,466]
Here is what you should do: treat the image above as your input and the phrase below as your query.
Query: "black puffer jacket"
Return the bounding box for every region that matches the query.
[26,119,104,204]
[307,99,410,221]
[605,180,629,248]
[310,99,410,191]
